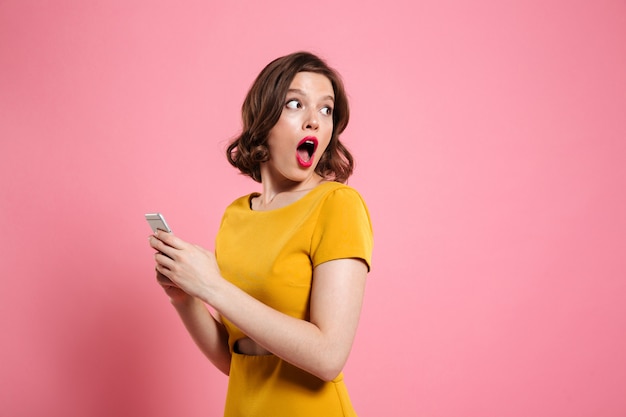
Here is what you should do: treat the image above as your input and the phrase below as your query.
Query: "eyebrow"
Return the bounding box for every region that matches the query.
[287,88,335,102]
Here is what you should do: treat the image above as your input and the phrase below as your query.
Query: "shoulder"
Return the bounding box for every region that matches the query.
[314,182,369,210]
[313,182,372,231]
[310,182,374,269]
[315,181,366,201]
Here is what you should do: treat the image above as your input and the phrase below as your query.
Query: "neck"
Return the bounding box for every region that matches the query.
[253,167,325,210]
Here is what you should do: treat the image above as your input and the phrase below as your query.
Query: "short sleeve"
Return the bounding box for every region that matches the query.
[311,187,374,271]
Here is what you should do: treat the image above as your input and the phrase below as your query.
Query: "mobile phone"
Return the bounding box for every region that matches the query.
[145,213,172,233]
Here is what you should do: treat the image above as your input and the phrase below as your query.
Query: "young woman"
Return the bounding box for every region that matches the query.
[149,51,373,417]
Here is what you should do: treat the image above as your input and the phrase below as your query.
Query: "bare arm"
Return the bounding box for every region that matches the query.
[154,266,231,375]
[171,296,231,375]
[210,258,367,381]
[151,231,368,382]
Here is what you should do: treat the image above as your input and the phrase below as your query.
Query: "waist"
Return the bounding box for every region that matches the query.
[234,337,272,356]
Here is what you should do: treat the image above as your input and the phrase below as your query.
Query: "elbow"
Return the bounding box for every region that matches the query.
[317,368,342,383]
[313,355,347,382]
[310,340,354,382]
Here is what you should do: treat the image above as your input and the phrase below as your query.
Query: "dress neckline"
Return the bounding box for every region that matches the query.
[247,181,339,213]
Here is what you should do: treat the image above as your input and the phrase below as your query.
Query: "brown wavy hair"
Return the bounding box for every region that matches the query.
[226,51,353,183]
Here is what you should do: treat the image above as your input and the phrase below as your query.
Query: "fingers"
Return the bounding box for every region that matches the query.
[150,235,177,260]
[156,269,176,287]
[153,230,184,250]
[154,252,175,273]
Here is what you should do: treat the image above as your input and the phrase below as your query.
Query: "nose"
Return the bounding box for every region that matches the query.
[303,109,319,131]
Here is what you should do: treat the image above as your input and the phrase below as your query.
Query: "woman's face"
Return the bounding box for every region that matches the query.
[263,71,334,187]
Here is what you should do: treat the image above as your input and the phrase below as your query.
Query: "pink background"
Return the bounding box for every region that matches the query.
[1,1,625,416]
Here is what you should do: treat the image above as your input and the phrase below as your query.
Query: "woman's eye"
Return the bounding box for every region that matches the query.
[286,99,300,109]
[321,106,333,116]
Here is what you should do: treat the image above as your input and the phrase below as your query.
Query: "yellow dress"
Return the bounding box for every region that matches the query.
[215,182,373,417]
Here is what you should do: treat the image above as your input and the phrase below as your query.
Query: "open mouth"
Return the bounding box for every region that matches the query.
[296,137,318,167]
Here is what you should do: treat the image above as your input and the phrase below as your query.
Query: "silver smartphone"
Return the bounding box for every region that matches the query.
[145,213,172,233]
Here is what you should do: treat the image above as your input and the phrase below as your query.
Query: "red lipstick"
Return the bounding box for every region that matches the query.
[296,136,318,168]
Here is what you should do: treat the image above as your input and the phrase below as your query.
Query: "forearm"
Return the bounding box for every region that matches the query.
[204,278,360,382]
[172,297,231,375]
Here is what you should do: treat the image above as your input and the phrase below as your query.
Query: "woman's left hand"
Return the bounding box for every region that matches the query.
[149,230,221,300]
